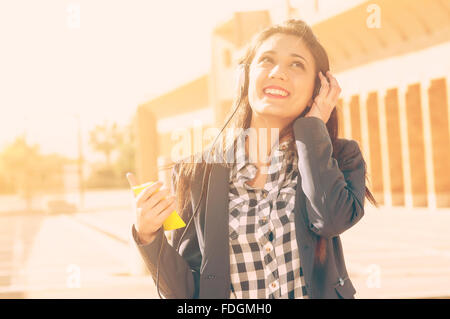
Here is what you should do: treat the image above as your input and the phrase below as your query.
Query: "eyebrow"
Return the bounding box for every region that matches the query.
[261,50,307,63]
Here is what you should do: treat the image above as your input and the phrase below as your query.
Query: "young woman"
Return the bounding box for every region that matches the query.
[127,19,377,299]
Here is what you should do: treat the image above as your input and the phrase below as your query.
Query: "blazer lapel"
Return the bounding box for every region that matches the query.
[293,171,316,293]
[199,162,231,298]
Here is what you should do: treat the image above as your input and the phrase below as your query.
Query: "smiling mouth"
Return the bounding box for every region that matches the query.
[263,87,290,99]
[263,91,290,99]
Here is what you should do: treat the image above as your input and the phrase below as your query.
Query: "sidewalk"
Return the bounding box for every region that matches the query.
[73,203,450,299]
[9,189,446,298]
[0,210,159,299]
[341,205,450,298]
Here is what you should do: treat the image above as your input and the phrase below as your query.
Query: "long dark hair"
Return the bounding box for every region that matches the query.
[172,19,378,263]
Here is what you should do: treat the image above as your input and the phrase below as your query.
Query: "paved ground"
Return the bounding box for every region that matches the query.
[1,189,449,299]
[0,211,158,299]
[340,206,450,298]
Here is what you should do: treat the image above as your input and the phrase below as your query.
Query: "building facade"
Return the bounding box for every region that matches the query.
[135,0,450,208]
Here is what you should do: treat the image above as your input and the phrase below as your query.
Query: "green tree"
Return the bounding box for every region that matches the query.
[88,121,123,166]
[86,121,135,189]
[0,135,68,210]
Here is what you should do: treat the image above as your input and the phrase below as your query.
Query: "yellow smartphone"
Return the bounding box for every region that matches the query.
[132,181,186,231]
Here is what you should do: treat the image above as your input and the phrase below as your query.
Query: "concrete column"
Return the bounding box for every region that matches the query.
[342,96,352,140]
[349,95,362,147]
[447,77,450,146]
[136,105,159,184]
[420,80,436,209]
[336,98,345,139]
[378,89,392,207]
[366,91,384,206]
[405,83,428,207]
[359,92,371,183]
[385,88,405,206]
[428,78,450,208]
[398,85,413,209]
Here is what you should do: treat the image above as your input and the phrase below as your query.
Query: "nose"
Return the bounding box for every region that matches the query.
[269,64,288,80]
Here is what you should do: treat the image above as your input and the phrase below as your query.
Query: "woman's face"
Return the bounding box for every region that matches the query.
[248,33,317,126]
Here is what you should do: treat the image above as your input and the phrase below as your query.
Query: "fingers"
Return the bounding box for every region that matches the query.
[128,171,177,236]
[140,196,176,226]
[126,172,139,187]
[325,71,341,102]
[153,198,177,225]
[316,71,341,104]
[136,181,163,208]
[317,71,329,100]
[150,194,175,214]
[141,187,172,211]
[126,172,164,206]
[308,71,341,122]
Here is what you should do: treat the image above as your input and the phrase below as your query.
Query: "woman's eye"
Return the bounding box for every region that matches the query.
[259,57,304,70]
[292,61,304,69]
[260,56,272,63]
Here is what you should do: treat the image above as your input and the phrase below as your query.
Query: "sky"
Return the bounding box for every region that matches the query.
[0,0,277,161]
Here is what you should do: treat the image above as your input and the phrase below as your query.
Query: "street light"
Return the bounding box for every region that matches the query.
[75,113,85,210]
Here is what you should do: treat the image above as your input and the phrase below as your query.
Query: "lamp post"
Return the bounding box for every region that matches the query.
[75,114,85,210]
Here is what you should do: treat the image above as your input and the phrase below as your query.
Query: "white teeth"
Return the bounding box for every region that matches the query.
[264,88,288,96]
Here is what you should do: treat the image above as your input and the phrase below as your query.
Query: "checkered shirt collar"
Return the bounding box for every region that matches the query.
[234,133,295,174]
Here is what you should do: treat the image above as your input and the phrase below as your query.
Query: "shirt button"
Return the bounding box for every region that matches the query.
[262,192,268,199]
[271,282,277,288]
[280,144,287,151]
[261,216,267,223]
[266,247,271,253]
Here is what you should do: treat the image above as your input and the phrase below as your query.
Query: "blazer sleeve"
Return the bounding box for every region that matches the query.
[131,163,201,298]
[293,116,366,238]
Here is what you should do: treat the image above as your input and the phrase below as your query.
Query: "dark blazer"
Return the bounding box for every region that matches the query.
[132,116,366,299]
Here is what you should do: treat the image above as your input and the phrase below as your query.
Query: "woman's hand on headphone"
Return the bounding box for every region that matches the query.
[305,71,341,123]
[126,172,177,245]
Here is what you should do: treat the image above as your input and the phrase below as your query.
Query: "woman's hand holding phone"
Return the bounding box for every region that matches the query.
[126,172,177,245]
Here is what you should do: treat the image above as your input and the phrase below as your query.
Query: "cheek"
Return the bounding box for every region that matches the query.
[287,79,315,114]
[294,77,315,100]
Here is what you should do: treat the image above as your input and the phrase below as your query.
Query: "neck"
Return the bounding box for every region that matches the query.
[246,113,293,166]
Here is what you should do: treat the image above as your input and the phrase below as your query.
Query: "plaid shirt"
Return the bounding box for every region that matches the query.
[228,135,309,299]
